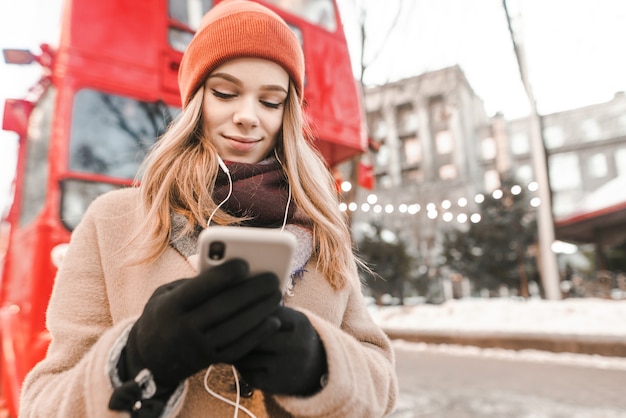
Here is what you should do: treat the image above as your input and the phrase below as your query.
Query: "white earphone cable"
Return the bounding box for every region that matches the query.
[207,157,233,227]
[209,152,291,230]
[274,148,291,232]
[203,365,257,418]
[203,152,292,417]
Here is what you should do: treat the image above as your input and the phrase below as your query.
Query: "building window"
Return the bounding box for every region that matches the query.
[516,164,533,184]
[587,153,608,179]
[481,137,496,160]
[402,136,421,165]
[396,103,418,134]
[436,130,454,154]
[370,115,387,140]
[616,148,626,177]
[439,164,457,180]
[403,168,424,183]
[429,96,449,126]
[510,132,529,155]
[618,114,626,136]
[549,152,581,191]
[543,125,565,149]
[581,119,601,142]
[553,191,583,218]
[484,169,500,191]
[375,143,390,167]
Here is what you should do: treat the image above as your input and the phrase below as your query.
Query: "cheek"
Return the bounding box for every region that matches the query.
[200,99,212,131]
[201,100,222,133]
[266,111,285,139]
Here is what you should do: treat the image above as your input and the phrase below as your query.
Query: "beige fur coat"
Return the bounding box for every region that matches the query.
[19,188,397,417]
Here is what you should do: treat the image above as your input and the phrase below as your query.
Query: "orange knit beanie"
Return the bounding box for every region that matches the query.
[178,0,305,107]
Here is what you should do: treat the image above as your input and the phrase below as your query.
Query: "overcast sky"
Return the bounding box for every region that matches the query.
[338,0,626,118]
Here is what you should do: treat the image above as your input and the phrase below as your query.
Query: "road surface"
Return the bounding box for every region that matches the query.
[390,342,626,417]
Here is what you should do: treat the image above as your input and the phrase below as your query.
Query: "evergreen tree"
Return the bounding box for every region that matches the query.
[356,223,417,304]
[440,177,539,296]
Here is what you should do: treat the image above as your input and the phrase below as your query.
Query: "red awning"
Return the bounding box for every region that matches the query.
[555,175,626,245]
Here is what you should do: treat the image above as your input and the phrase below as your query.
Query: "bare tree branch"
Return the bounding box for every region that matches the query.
[363,1,405,68]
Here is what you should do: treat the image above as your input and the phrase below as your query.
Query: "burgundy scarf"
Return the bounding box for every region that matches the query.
[212,158,311,229]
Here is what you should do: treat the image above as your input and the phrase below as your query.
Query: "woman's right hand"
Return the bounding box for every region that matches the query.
[120,258,283,389]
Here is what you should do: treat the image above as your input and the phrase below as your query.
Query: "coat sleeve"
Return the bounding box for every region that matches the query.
[18,196,185,417]
[274,277,398,417]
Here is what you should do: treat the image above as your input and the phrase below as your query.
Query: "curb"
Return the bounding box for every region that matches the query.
[383,329,626,358]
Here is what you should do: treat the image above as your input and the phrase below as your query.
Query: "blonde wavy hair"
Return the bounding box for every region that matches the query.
[129,83,357,290]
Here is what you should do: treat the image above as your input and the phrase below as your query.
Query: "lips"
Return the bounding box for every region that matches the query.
[225,135,261,152]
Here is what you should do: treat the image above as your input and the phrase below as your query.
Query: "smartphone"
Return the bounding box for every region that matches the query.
[197,226,297,293]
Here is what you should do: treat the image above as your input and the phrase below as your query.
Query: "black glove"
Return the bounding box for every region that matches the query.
[120,259,283,389]
[234,306,328,396]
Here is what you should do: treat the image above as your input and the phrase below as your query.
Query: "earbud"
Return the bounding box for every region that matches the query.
[217,155,229,174]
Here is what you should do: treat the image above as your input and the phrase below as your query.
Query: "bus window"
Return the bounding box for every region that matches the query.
[169,0,213,29]
[69,89,179,180]
[168,0,214,52]
[60,180,123,230]
[20,87,55,227]
[168,27,194,53]
[263,0,337,31]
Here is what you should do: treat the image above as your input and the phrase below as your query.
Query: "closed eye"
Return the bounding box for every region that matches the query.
[212,89,235,100]
[261,100,283,110]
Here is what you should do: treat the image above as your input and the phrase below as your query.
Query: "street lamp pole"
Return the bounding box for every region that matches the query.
[503,0,561,300]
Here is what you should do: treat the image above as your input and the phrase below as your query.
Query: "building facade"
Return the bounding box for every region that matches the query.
[351,65,497,268]
[506,91,626,219]
[350,65,626,280]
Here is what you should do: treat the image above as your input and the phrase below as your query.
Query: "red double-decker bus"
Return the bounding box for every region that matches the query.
[0,0,365,415]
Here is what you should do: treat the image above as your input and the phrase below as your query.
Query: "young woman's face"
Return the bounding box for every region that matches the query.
[202,57,289,164]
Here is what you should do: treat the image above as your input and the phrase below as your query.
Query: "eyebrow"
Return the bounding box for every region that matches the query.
[208,72,288,94]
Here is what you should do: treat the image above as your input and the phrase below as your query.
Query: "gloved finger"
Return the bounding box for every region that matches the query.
[189,272,281,330]
[234,349,277,372]
[193,280,282,343]
[173,258,250,310]
[150,278,190,299]
[242,330,291,354]
[270,306,307,331]
[215,316,282,363]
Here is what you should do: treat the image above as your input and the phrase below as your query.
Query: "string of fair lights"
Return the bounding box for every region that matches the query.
[338,180,541,225]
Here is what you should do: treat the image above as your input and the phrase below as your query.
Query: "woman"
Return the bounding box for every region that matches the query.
[19,1,398,417]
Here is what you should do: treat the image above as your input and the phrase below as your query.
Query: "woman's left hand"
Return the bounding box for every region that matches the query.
[234,306,327,396]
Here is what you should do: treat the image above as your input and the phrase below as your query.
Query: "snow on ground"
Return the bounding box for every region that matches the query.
[391,340,626,371]
[370,297,626,337]
[371,298,626,369]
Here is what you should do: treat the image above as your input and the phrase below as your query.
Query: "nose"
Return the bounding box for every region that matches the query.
[233,96,259,128]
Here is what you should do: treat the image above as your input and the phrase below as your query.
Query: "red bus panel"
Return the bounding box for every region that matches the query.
[0,1,364,415]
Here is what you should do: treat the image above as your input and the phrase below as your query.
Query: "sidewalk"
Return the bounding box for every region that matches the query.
[383,329,626,357]
[373,298,626,358]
